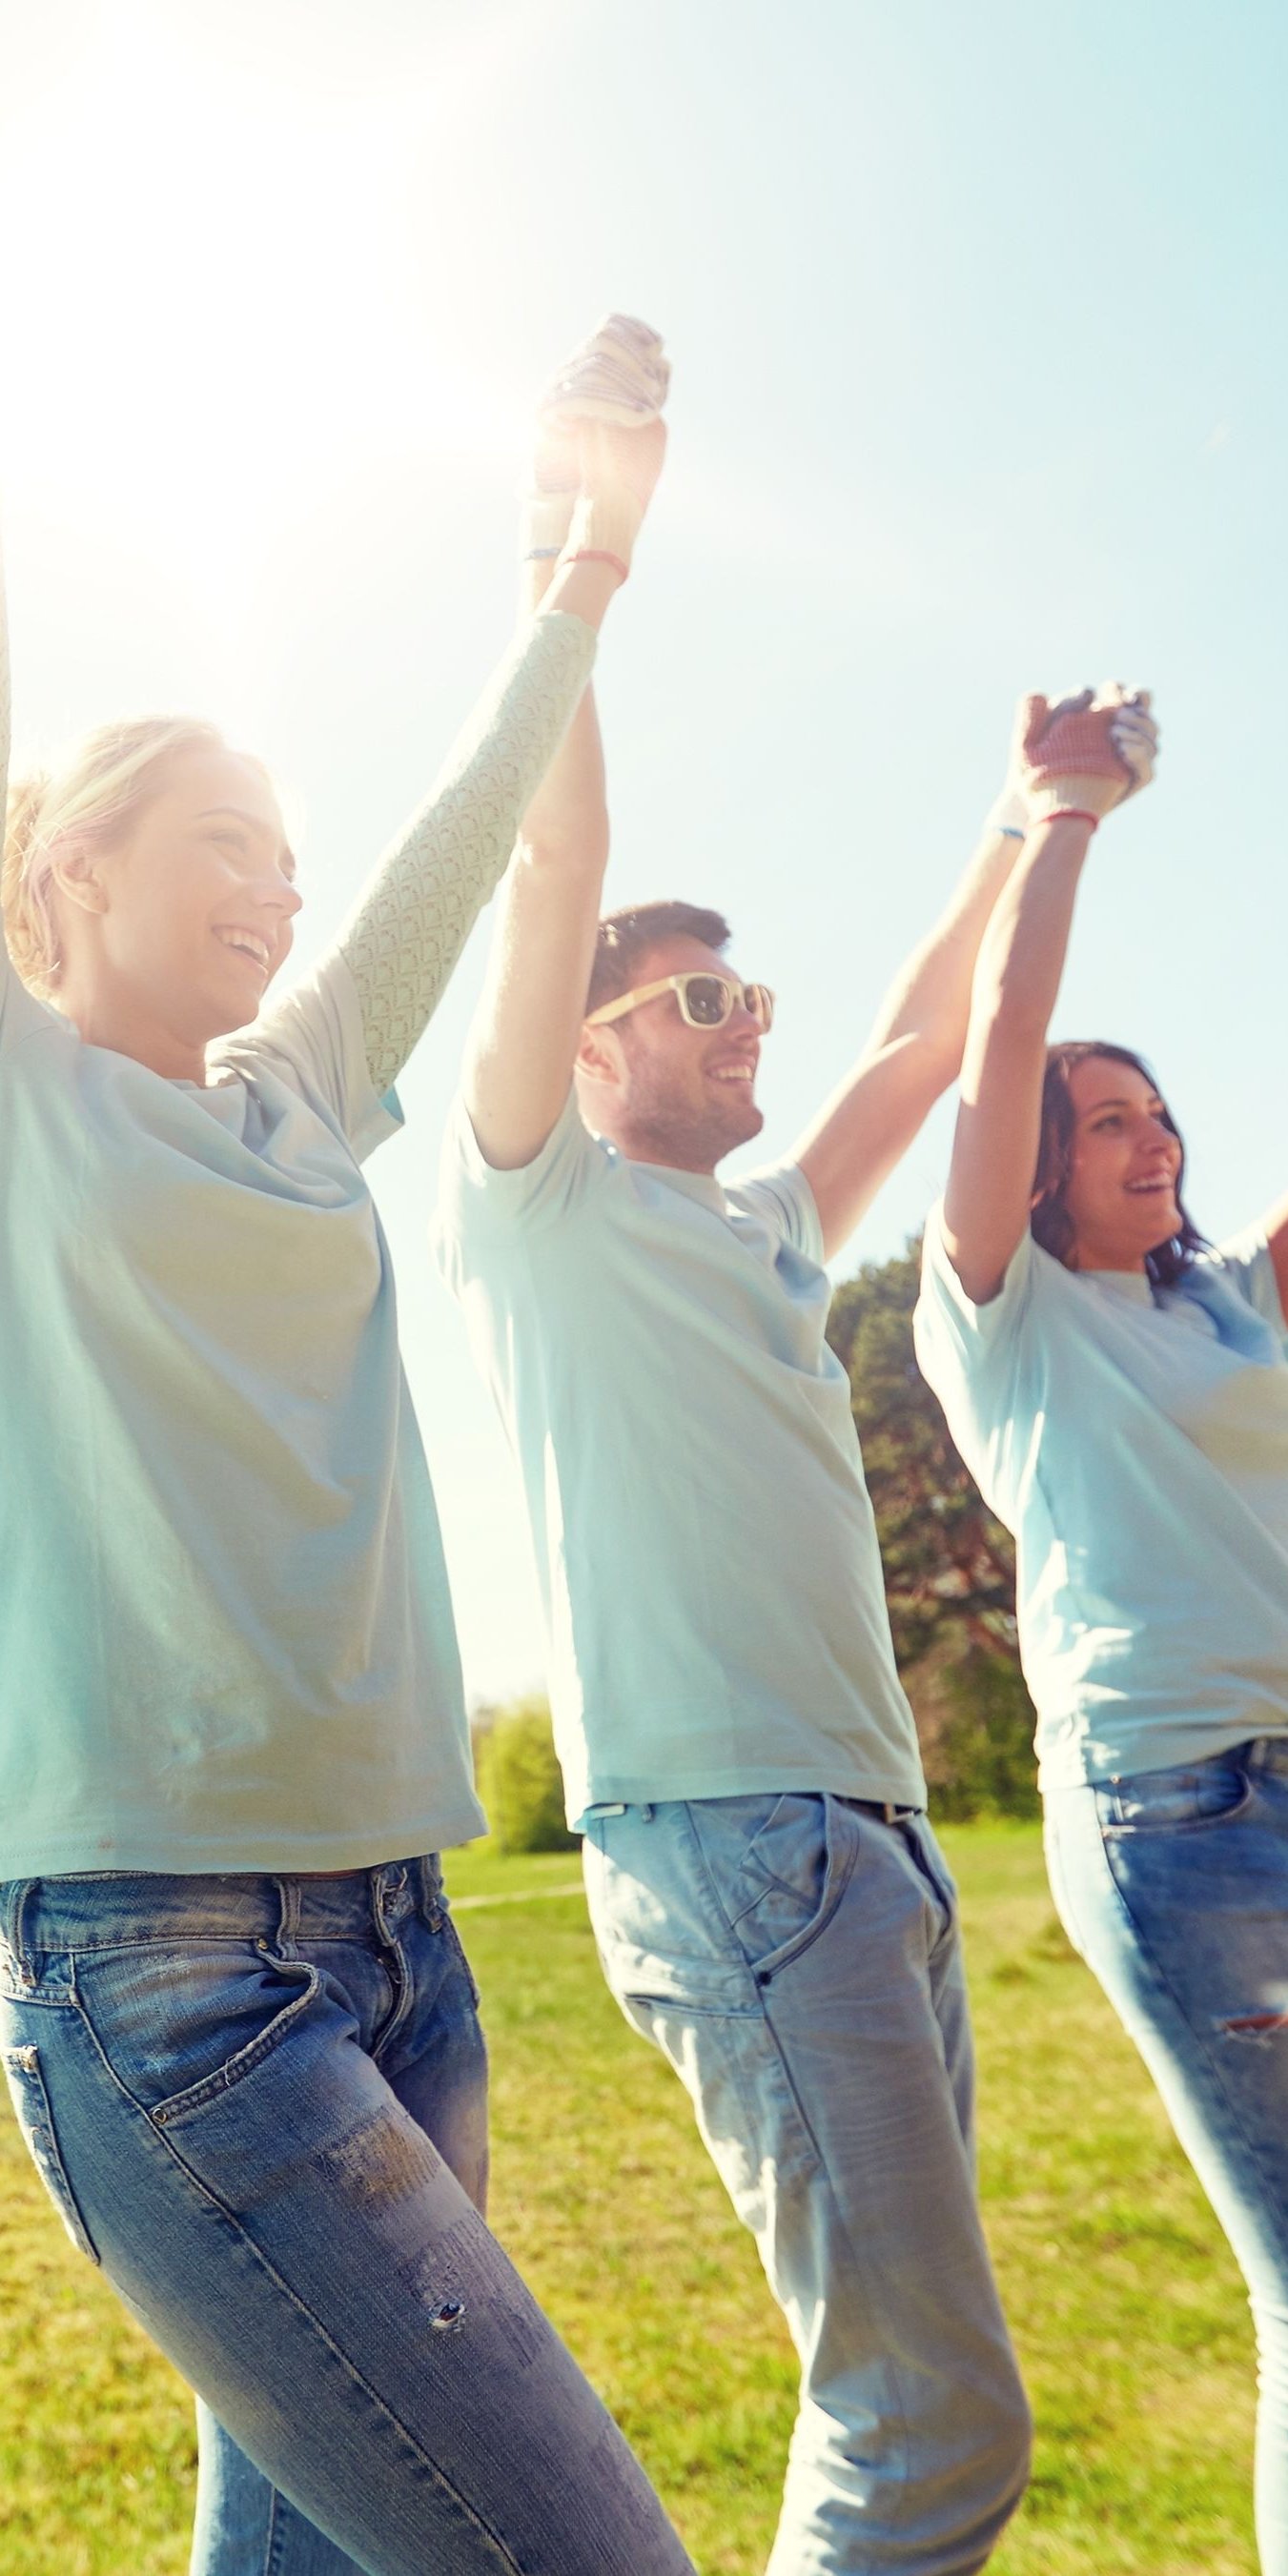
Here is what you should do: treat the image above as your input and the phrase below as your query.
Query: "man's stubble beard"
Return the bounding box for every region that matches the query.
[625,1065,765,1168]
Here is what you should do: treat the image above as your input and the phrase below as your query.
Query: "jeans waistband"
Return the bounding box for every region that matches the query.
[1043,1734,1288,1799]
[0,1857,442,1963]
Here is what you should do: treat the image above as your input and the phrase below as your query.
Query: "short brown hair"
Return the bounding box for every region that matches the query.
[585,901,731,1015]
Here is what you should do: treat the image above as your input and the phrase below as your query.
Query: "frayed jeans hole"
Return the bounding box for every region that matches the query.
[1218,2012,1288,2041]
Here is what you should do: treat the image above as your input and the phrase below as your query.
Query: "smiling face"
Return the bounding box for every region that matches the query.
[54,744,301,1075]
[577,934,766,1171]
[1057,1055,1184,1271]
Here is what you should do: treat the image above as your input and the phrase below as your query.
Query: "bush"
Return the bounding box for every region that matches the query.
[474,1697,579,1855]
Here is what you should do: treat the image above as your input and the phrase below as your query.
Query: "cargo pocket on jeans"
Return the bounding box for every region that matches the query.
[3,2042,100,2263]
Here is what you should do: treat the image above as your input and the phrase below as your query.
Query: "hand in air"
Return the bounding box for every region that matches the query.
[1010,680,1159,825]
[539,314,670,428]
[522,317,669,566]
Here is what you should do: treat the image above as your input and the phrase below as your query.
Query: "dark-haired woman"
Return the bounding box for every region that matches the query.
[914,684,1288,2572]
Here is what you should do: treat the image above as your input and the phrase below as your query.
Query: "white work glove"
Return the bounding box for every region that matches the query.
[986,683,1159,836]
[521,315,670,562]
[1107,688,1158,799]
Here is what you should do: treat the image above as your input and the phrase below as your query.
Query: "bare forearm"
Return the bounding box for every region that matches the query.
[960,818,1093,1091]
[868,824,1022,1076]
[944,816,1094,1289]
[791,821,1022,1259]
[462,559,613,1166]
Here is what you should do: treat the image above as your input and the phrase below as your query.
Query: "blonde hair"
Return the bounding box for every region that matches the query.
[3,716,232,998]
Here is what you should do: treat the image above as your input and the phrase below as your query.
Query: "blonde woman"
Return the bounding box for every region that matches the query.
[0,334,691,2574]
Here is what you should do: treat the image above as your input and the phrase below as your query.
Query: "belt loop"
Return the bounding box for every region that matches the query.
[371,1864,397,1947]
[3,1879,37,1986]
[274,1876,300,1956]
[418,1856,443,1932]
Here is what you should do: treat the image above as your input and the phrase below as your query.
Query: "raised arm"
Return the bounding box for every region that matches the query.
[790,806,1024,1265]
[790,693,1157,1265]
[460,587,609,1169]
[462,335,667,1171]
[1240,1187,1288,1323]
[336,321,667,1108]
[332,545,624,1102]
[941,689,1155,1305]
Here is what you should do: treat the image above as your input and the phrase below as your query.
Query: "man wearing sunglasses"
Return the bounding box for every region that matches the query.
[435,334,1061,2576]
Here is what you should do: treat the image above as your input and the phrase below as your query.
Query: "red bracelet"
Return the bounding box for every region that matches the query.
[562,547,630,584]
[1041,806,1100,829]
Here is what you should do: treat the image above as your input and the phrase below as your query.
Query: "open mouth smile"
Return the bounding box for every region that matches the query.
[215,926,272,974]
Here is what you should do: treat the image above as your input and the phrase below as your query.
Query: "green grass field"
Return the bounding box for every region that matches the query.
[0,1826,1257,2573]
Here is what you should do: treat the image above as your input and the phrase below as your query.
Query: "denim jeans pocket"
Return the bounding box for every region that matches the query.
[2,2039,100,2263]
[719,1793,859,1983]
[1096,1748,1254,1835]
[583,1811,758,2012]
[73,1944,321,2130]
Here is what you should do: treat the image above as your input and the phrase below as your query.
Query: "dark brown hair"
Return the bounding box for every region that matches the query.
[585,901,731,1014]
[1032,1041,1206,1287]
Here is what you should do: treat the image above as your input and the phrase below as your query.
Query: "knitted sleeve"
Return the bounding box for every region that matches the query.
[335,610,597,1098]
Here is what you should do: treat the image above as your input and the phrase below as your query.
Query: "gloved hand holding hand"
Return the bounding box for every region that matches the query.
[562,414,667,578]
[1106,688,1158,801]
[1006,680,1159,826]
[521,316,670,567]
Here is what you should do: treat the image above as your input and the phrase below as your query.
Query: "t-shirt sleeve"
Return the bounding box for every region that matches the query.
[913,1203,1038,1488]
[210,948,402,1163]
[435,1085,608,1288]
[1210,1225,1288,1343]
[727,1160,825,1262]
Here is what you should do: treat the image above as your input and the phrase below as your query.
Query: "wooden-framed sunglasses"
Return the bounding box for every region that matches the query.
[585,972,775,1033]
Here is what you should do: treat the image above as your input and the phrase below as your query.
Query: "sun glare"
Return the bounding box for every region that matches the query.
[2,11,520,601]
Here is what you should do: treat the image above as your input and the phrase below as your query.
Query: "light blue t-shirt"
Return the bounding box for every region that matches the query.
[914,1206,1288,1789]
[435,1092,926,1828]
[0,942,486,1876]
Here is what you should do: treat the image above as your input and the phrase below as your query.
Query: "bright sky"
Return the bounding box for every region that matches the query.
[4,0,1286,1702]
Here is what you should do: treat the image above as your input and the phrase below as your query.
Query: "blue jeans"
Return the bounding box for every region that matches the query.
[582,1794,1031,2575]
[1045,1739,1288,2576]
[0,1859,693,2576]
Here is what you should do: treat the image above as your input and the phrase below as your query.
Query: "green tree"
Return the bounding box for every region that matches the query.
[827,1240,1038,1818]
[827,1242,1018,1667]
[474,1696,579,1854]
